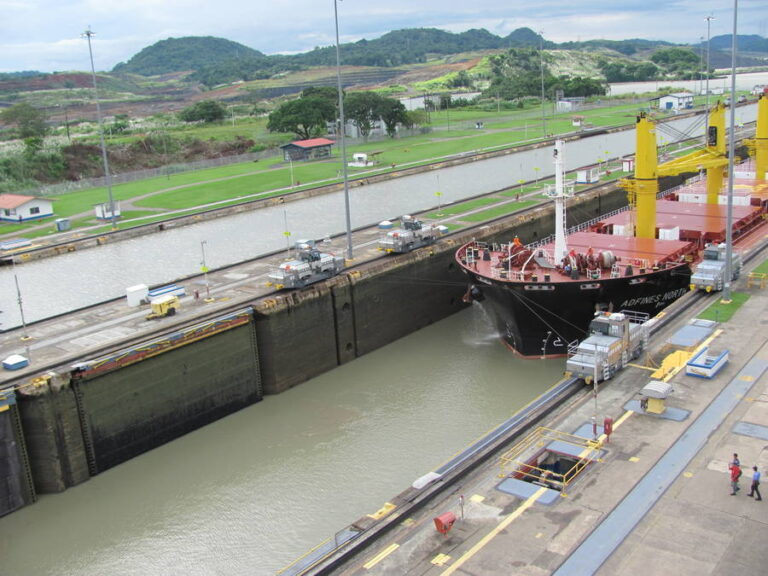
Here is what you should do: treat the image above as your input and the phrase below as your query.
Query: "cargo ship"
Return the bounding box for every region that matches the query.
[456,96,768,357]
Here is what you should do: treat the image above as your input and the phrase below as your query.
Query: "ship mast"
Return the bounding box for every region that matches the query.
[545,140,573,262]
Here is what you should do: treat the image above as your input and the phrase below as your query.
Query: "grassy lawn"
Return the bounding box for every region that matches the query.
[424,197,499,217]
[696,292,750,323]
[459,200,539,222]
[0,97,689,240]
[752,259,768,274]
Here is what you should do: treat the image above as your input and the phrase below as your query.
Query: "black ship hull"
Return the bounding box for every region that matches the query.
[465,264,692,357]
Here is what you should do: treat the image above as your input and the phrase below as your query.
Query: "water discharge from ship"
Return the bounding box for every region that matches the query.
[461,302,503,347]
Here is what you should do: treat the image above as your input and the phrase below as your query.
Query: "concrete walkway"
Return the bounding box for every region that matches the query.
[324,257,768,576]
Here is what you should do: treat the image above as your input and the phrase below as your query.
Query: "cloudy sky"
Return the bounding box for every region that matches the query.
[1,0,766,74]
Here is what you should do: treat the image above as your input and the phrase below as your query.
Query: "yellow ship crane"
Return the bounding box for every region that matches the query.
[744,92,768,181]
[623,103,730,239]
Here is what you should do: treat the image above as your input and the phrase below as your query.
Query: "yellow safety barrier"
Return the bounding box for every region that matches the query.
[498,426,601,497]
[747,272,767,289]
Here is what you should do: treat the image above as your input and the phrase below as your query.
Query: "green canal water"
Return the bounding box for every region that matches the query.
[0,306,564,575]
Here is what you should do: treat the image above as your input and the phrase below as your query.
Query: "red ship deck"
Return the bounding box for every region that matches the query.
[596,199,763,245]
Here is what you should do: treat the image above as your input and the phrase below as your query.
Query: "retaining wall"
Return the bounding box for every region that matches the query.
[5,183,629,513]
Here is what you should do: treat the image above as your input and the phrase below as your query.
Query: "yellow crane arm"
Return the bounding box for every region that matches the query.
[657,149,728,177]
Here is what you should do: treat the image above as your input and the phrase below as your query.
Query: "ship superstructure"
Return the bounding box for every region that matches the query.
[456,96,768,357]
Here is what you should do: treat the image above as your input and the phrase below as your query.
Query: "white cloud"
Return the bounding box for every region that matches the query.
[0,0,765,73]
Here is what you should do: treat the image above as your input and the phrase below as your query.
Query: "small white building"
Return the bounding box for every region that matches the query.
[94,201,121,220]
[349,153,373,167]
[0,193,53,222]
[658,92,694,111]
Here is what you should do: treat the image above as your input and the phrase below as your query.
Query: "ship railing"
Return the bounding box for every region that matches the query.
[618,310,651,325]
[526,176,705,253]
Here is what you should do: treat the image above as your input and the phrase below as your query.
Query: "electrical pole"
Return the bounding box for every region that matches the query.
[705,15,716,136]
[723,1,738,303]
[334,0,353,260]
[82,27,117,230]
[539,31,547,138]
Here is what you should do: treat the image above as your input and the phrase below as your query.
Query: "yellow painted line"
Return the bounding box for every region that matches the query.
[684,471,693,478]
[535,532,544,539]
[431,553,451,566]
[400,518,415,527]
[440,487,547,575]
[470,494,485,503]
[363,543,399,570]
[740,375,755,382]
[629,456,640,462]
[612,409,634,429]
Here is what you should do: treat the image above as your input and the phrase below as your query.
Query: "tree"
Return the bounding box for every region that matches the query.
[378,99,408,137]
[267,96,336,140]
[1,103,48,141]
[405,109,427,128]
[300,86,339,104]
[344,92,385,140]
[178,100,226,123]
[111,114,131,134]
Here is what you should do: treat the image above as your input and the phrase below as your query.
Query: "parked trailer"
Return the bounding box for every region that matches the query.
[690,243,742,293]
[566,311,650,383]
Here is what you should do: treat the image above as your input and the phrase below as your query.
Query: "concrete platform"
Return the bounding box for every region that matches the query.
[324,255,768,575]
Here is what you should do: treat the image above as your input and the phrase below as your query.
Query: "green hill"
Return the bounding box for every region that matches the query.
[112,36,266,76]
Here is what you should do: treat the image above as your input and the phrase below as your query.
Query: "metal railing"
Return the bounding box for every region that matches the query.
[498,426,602,496]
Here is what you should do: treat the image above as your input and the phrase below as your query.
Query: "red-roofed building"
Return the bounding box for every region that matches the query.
[280,138,335,162]
[0,193,53,222]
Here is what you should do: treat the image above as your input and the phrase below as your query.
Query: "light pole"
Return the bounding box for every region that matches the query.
[334,0,353,260]
[13,262,31,341]
[699,36,705,98]
[705,15,716,130]
[539,31,547,137]
[723,0,738,303]
[592,344,600,440]
[200,240,212,302]
[82,27,117,230]
[283,210,291,254]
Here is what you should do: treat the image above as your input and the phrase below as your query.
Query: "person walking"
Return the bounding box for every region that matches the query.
[747,466,762,501]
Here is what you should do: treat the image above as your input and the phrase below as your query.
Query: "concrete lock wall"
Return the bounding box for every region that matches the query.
[15,379,90,494]
[0,403,36,517]
[254,288,346,395]
[346,247,469,357]
[4,183,633,507]
[74,323,262,474]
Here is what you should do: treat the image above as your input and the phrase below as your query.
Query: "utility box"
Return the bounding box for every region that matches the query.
[3,354,29,371]
[126,284,149,307]
[55,218,71,232]
[434,511,456,536]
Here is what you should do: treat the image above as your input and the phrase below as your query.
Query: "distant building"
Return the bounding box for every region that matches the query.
[327,118,388,139]
[280,138,335,162]
[556,97,586,113]
[0,193,53,222]
[657,93,694,111]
